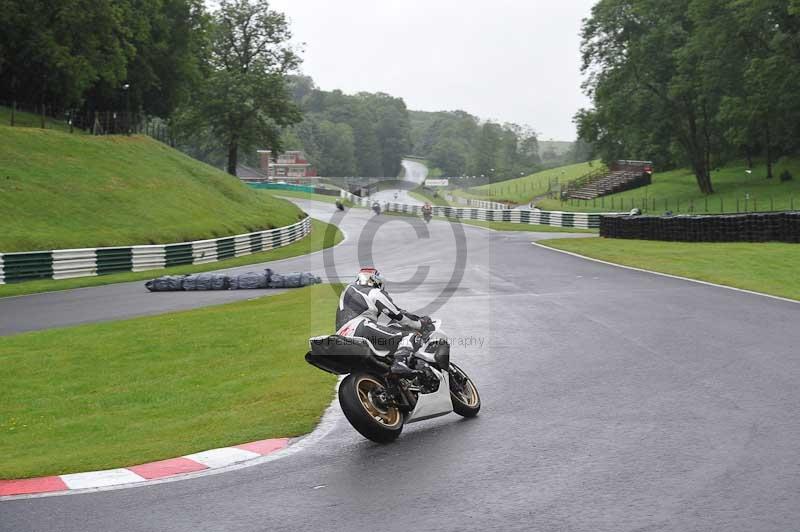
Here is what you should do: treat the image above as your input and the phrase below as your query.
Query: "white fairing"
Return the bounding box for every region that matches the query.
[406,367,454,423]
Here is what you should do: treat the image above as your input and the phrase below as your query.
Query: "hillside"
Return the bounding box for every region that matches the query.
[536,158,800,214]
[0,124,304,252]
[453,161,602,204]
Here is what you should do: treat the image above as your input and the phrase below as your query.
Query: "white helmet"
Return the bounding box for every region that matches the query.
[355,267,384,289]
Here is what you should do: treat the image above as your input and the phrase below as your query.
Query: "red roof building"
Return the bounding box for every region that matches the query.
[257,150,317,180]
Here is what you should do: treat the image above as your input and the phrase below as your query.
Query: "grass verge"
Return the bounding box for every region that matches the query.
[536,157,800,214]
[0,283,342,479]
[458,219,596,233]
[409,186,451,206]
[0,219,343,299]
[539,238,800,301]
[264,189,354,207]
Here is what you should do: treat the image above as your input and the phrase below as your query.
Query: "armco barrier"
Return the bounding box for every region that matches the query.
[247,182,341,196]
[600,212,800,242]
[248,183,315,193]
[0,217,312,285]
[449,196,510,210]
[341,191,613,229]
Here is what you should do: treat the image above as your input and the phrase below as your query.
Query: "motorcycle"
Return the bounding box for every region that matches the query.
[422,210,432,223]
[305,320,481,442]
[335,199,346,211]
[372,202,382,215]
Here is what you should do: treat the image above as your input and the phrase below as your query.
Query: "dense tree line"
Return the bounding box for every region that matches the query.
[409,110,543,181]
[0,0,208,121]
[0,0,301,175]
[280,76,411,177]
[577,0,800,193]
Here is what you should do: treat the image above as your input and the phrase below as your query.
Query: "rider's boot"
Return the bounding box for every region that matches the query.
[389,347,421,377]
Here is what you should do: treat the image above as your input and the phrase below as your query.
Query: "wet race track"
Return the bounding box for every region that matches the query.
[3,188,800,531]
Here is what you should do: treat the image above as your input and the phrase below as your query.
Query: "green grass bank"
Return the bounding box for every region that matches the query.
[539,238,800,301]
[452,161,602,204]
[536,158,800,214]
[0,124,303,252]
[0,284,341,479]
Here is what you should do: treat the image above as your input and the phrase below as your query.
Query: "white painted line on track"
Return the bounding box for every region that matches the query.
[531,241,800,305]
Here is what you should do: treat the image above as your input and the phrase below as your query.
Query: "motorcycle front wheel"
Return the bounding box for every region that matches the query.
[339,373,404,443]
[448,363,481,417]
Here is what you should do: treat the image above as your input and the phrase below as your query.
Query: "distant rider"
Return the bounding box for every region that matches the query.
[335,268,433,376]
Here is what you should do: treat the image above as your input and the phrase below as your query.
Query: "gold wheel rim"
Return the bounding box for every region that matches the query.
[356,376,402,428]
[459,379,479,407]
[453,366,479,407]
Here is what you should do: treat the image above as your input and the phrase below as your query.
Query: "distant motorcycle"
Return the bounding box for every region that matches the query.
[335,199,345,211]
[305,319,480,442]
[422,204,433,223]
[372,202,382,215]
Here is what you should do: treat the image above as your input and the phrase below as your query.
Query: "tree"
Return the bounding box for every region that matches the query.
[727,0,800,177]
[0,0,132,116]
[577,0,720,193]
[317,120,356,176]
[577,0,800,192]
[430,137,469,176]
[368,93,411,176]
[183,0,301,175]
[473,122,502,179]
[124,0,210,118]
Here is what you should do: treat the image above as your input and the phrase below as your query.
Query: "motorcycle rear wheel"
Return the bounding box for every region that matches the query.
[448,363,481,417]
[339,373,404,443]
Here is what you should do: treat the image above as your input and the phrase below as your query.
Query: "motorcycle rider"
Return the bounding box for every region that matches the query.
[421,202,433,220]
[336,267,433,376]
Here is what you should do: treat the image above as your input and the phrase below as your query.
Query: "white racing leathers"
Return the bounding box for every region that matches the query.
[335,284,424,357]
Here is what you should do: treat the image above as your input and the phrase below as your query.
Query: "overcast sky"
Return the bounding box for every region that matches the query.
[264,1,597,141]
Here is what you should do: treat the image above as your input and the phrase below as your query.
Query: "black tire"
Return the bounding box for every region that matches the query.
[339,373,404,443]
[449,363,481,417]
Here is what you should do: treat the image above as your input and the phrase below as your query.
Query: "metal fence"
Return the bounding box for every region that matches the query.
[553,194,800,215]
[1,101,174,144]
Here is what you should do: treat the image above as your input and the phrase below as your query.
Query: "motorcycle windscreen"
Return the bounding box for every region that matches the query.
[305,335,389,375]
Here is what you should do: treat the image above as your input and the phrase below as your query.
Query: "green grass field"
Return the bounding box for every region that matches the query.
[0,219,343,298]
[540,238,800,301]
[452,161,602,204]
[0,124,303,252]
[0,283,341,479]
[536,158,800,214]
[264,189,347,205]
